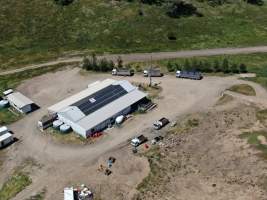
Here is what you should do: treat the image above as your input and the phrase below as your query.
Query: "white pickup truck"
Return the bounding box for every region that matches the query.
[131,135,148,147]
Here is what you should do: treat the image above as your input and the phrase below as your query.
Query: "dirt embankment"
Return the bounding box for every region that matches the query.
[134,103,267,200]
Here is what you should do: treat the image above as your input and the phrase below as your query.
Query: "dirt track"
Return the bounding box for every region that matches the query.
[1,68,267,199]
[1,46,267,75]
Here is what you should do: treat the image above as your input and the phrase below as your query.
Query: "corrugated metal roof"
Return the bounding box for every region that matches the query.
[58,106,85,122]
[77,89,146,130]
[48,79,116,113]
[7,92,33,108]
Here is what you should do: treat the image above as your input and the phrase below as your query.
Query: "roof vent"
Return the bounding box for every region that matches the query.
[89,98,96,103]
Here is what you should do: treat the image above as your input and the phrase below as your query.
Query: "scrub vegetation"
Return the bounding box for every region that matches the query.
[239,131,267,158]
[0,171,32,200]
[1,0,267,68]
[0,108,22,126]
[227,84,256,96]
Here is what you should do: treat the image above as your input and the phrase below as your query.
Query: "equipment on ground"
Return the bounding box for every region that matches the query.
[105,169,112,176]
[176,70,203,80]
[112,68,134,76]
[115,115,125,124]
[131,135,148,147]
[153,117,170,130]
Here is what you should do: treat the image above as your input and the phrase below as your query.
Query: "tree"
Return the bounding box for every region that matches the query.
[167,61,174,72]
[91,53,98,71]
[239,63,247,73]
[166,0,202,18]
[184,59,191,71]
[245,0,264,6]
[54,0,74,6]
[213,60,221,72]
[222,58,230,73]
[117,56,123,68]
[230,63,239,74]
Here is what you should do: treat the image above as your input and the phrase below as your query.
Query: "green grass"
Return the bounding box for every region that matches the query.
[0,108,22,125]
[240,131,267,158]
[1,1,267,68]
[0,171,32,200]
[227,84,256,96]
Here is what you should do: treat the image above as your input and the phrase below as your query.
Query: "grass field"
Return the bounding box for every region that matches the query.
[1,1,267,69]
[0,108,22,126]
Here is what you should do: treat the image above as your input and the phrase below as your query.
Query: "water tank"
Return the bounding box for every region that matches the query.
[60,124,71,133]
[115,115,124,124]
[0,100,9,108]
[53,120,63,129]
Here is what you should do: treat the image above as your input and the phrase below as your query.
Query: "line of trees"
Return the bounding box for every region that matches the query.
[166,58,248,74]
[81,54,127,72]
[81,54,115,72]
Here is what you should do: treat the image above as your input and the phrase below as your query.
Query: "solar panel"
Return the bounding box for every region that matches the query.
[72,85,128,115]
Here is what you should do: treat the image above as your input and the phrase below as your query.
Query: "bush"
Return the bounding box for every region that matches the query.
[230,63,239,73]
[54,0,74,6]
[81,54,114,72]
[167,61,175,72]
[239,63,247,73]
[167,1,202,18]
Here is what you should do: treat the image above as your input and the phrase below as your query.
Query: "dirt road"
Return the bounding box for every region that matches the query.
[1,46,267,75]
[1,69,267,199]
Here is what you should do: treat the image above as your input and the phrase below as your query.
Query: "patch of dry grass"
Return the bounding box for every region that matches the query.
[227,84,256,96]
[216,94,234,106]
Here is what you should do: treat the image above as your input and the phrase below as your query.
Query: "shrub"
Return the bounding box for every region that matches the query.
[54,0,74,6]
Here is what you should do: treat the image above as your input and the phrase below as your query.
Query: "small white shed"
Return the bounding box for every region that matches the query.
[7,92,34,114]
[0,132,13,148]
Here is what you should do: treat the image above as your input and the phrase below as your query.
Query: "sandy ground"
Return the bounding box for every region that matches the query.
[134,102,267,200]
[0,68,267,199]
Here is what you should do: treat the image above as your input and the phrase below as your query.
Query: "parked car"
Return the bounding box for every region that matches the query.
[131,135,148,147]
[153,117,170,130]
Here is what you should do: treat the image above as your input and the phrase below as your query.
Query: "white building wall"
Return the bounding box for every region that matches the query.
[85,106,131,137]
[57,114,87,138]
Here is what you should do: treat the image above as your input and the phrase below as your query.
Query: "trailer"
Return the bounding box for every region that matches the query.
[144,69,163,77]
[153,117,170,130]
[176,70,203,80]
[112,68,134,76]
[0,132,13,148]
[38,114,57,131]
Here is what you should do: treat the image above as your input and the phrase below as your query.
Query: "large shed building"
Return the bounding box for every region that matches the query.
[7,92,35,114]
[48,79,147,138]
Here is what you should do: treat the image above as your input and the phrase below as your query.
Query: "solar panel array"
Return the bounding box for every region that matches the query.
[72,85,128,115]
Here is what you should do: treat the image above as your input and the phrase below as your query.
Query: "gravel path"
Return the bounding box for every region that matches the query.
[1,46,267,75]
